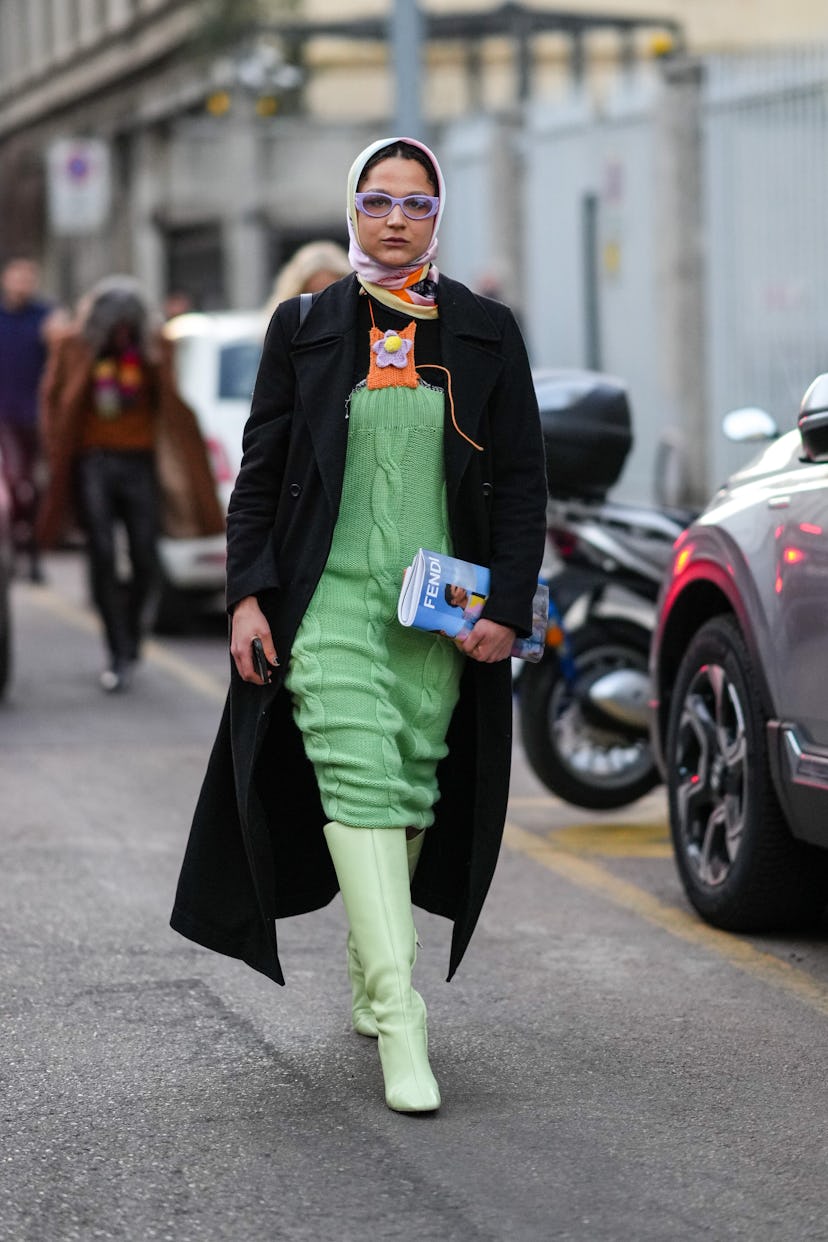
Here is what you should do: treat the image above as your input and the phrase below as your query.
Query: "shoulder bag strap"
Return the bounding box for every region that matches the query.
[298,291,313,326]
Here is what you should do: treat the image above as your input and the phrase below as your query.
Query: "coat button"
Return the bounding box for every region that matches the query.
[289,482,302,497]
[482,482,493,497]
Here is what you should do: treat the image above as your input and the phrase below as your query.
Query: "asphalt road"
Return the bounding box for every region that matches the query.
[2,552,828,1242]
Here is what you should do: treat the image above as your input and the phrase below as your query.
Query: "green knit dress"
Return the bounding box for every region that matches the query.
[285,318,462,830]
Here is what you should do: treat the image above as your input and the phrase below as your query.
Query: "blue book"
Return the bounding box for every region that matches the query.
[397,549,548,663]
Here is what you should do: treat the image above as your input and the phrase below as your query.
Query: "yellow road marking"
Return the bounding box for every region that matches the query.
[19,580,228,703]
[508,793,670,857]
[504,820,828,1019]
[551,821,671,858]
[140,637,228,703]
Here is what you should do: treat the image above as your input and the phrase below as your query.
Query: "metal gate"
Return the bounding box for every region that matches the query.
[442,46,828,503]
[704,45,828,485]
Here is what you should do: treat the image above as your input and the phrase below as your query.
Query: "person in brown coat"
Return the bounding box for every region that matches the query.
[38,275,224,691]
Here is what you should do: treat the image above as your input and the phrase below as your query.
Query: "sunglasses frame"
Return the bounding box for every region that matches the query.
[354,192,440,221]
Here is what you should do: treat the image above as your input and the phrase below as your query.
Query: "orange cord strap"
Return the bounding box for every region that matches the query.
[417,364,484,452]
[366,301,483,451]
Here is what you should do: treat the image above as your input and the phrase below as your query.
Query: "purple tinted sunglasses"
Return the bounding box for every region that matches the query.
[354,192,439,221]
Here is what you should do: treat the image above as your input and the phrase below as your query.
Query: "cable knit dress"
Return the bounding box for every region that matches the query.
[285,305,462,829]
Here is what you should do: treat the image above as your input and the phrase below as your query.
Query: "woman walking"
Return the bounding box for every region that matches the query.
[38,276,223,690]
[171,137,547,1112]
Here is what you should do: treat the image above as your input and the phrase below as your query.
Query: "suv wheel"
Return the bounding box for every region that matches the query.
[666,614,826,930]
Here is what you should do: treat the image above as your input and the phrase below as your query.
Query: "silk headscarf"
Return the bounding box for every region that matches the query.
[346,136,445,316]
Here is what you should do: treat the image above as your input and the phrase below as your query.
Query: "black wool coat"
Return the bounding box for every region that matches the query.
[170,273,548,986]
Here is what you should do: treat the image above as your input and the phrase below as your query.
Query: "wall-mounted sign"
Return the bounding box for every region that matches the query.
[46,138,111,235]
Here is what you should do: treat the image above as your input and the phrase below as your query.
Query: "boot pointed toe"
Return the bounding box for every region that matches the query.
[377,998,440,1113]
[383,1068,441,1114]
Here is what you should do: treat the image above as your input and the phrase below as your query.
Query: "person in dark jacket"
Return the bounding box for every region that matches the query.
[0,257,60,582]
[170,137,547,1114]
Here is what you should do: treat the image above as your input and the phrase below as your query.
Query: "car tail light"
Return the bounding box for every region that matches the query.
[206,437,234,484]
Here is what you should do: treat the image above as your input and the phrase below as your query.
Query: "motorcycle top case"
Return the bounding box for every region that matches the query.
[533,368,633,500]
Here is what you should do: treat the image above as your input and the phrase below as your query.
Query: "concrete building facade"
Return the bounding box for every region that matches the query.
[0,1,693,310]
[2,0,826,312]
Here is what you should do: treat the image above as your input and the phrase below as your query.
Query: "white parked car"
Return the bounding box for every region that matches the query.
[158,311,265,626]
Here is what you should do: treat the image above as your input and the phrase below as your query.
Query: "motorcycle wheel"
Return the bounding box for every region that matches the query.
[518,617,659,810]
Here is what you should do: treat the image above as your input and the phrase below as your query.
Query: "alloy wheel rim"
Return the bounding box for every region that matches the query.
[674,660,747,888]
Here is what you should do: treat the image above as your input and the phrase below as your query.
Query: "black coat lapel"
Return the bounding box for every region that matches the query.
[291,276,361,514]
[437,275,504,503]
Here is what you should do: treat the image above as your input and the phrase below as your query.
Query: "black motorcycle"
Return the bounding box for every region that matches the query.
[516,370,695,811]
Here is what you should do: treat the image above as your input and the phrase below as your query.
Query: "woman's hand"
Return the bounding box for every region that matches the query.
[230,596,279,683]
[459,618,515,664]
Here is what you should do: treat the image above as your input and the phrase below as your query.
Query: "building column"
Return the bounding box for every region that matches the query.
[129,126,166,309]
[50,0,76,61]
[653,56,708,505]
[225,210,269,309]
[220,105,268,308]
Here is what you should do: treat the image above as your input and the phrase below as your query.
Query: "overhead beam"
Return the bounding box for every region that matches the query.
[258,3,685,49]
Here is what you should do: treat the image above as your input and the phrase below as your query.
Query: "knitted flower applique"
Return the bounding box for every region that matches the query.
[372,329,413,369]
[366,320,418,389]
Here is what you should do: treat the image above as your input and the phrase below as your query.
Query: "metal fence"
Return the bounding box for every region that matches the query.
[442,45,828,504]
[704,44,828,485]
[520,72,666,505]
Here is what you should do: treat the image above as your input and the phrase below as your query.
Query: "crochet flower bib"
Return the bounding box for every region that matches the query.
[367,321,419,389]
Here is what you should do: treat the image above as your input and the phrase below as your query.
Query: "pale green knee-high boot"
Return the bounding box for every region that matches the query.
[347,829,424,1038]
[325,821,440,1113]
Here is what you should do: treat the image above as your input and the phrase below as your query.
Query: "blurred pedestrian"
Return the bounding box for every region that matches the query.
[163,290,194,320]
[0,257,61,582]
[263,239,351,318]
[37,275,224,692]
[171,137,547,1113]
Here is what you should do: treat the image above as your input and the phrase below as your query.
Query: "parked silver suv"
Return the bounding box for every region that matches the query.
[651,375,828,930]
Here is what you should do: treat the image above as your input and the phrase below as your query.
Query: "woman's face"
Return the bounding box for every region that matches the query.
[355,156,436,268]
